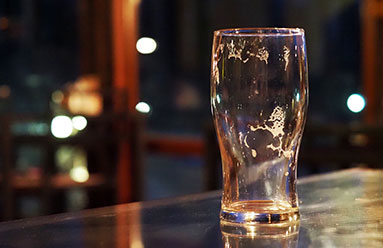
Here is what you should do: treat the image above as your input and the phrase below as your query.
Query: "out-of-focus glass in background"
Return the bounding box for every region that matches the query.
[0,0,382,220]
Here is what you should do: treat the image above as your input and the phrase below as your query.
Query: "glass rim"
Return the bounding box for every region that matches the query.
[214,27,305,37]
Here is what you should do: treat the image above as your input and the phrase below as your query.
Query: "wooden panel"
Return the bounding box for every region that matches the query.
[112,0,140,112]
[362,0,383,124]
[146,134,204,156]
[112,0,141,203]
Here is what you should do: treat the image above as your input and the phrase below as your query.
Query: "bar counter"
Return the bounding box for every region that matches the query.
[0,168,382,247]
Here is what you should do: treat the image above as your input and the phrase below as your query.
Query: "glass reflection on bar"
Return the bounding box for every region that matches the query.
[221,220,300,248]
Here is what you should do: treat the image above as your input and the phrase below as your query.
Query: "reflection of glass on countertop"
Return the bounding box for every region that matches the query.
[221,220,300,248]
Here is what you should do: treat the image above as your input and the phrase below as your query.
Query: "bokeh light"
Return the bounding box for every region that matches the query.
[52,90,64,103]
[0,85,11,98]
[51,116,73,138]
[72,116,87,131]
[347,93,366,113]
[135,102,151,113]
[136,37,157,54]
[0,17,9,30]
[69,166,89,183]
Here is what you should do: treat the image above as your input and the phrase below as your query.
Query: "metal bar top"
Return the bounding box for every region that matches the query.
[0,168,382,248]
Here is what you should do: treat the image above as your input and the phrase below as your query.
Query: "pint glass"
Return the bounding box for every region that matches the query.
[211,28,308,224]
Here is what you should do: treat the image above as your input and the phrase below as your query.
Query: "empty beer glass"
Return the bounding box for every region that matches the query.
[211,28,308,225]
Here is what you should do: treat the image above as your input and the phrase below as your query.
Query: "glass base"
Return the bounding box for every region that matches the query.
[220,200,299,224]
[221,221,300,238]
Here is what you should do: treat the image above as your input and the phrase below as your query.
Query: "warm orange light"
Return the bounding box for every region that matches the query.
[0,85,10,98]
[67,75,103,116]
[0,17,9,30]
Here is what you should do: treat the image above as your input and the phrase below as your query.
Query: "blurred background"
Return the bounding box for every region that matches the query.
[0,0,382,221]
